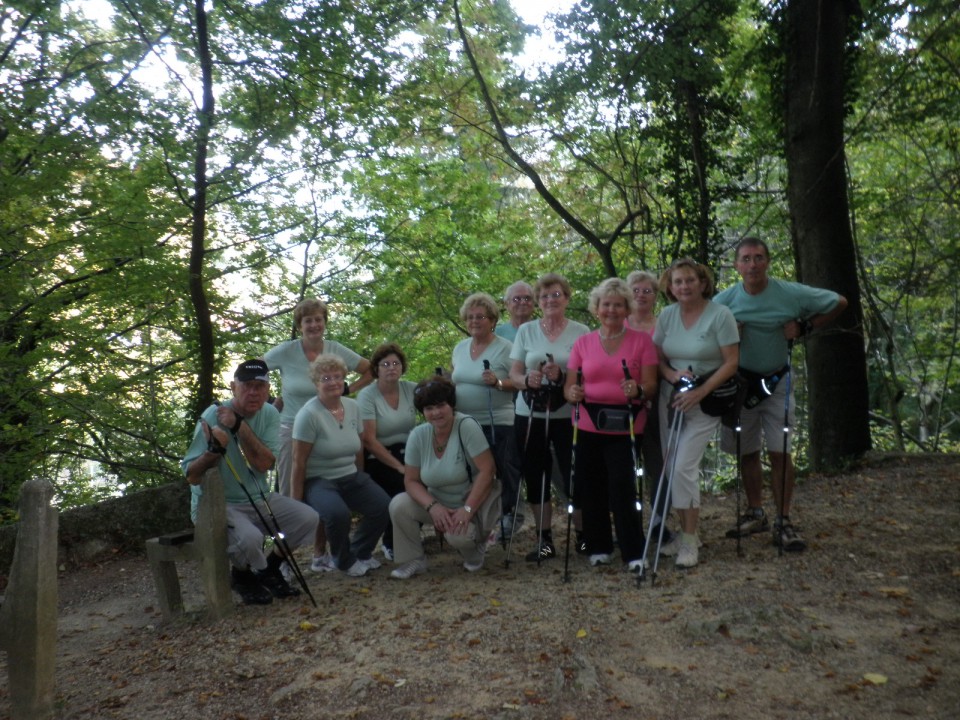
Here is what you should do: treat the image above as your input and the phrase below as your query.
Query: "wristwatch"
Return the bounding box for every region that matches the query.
[463,504,473,514]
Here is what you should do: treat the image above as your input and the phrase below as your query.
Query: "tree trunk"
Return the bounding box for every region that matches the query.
[188,0,217,417]
[784,0,871,470]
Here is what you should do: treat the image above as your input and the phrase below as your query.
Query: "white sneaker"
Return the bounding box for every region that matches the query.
[627,558,649,572]
[310,554,336,573]
[343,559,370,577]
[659,534,681,556]
[359,556,381,571]
[382,546,394,562]
[675,536,699,569]
[589,553,612,566]
[390,557,428,579]
[463,556,484,572]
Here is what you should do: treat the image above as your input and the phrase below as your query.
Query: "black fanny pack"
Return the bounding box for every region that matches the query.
[522,382,566,413]
[740,366,789,409]
[697,373,745,419]
[583,402,642,432]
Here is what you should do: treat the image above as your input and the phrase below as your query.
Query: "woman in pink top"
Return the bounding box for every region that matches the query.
[564,278,658,573]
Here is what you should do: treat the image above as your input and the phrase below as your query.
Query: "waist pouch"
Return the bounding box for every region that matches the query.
[740,366,789,409]
[522,382,566,413]
[582,402,642,432]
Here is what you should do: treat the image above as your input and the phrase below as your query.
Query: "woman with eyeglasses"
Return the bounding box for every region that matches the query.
[625,270,672,545]
[495,280,536,342]
[291,354,390,577]
[356,343,419,561]
[451,293,521,542]
[388,376,499,579]
[508,273,589,562]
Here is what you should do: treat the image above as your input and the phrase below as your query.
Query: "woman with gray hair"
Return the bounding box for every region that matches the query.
[291,354,389,577]
[451,292,521,542]
[563,278,658,572]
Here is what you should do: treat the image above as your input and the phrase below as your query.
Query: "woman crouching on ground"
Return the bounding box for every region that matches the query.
[388,376,500,579]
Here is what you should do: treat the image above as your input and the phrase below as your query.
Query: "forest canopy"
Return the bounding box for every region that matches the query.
[1,0,957,518]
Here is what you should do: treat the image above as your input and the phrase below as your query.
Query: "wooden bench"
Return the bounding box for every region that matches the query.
[145,468,233,622]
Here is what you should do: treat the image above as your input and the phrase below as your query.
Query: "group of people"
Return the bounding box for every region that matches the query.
[182,237,847,604]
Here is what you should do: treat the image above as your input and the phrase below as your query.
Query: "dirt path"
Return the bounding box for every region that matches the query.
[2,454,958,719]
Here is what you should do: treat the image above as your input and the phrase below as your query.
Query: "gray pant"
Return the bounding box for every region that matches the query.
[303,472,390,570]
[389,493,485,566]
[225,494,319,571]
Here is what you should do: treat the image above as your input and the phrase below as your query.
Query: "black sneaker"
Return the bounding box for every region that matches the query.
[772,521,807,552]
[575,532,588,555]
[231,567,273,605]
[255,566,301,598]
[525,541,556,562]
[725,508,769,538]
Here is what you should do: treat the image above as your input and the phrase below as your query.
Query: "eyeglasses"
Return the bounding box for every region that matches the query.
[379,360,402,368]
[510,295,533,303]
[319,375,344,384]
[466,314,488,322]
[539,290,564,300]
[632,287,656,295]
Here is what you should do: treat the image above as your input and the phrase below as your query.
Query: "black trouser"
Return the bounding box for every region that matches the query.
[575,431,644,562]
[365,443,406,551]
[514,415,574,506]
[479,424,522,515]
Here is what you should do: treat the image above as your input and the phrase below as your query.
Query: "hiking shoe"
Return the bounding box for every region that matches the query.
[773,521,807,552]
[255,566,300,598]
[575,531,588,555]
[525,540,556,562]
[725,508,769,538]
[589,553,612,566]
[231,567,272,605]
[310,554,336,573]
[659,534,682,557]
[675,536,699,569]
[359,556,381,571]
[390,557,428,579]
[382,546,394,562]
[463,550,485,573]
[627,558,649,573]
[343,559,370,577]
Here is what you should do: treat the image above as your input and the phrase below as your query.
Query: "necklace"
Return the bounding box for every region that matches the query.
[470,339,489,358]
[326,404,345,428]
[600,327,626,341]
[540,318,566,340]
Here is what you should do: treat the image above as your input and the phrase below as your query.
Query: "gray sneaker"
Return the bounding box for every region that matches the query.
[725,508,769,538]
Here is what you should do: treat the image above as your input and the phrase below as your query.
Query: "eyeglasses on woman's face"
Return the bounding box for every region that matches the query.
[510,294,533,304]
[379,359,402,368]
[539,290,564,301]
[466,314,488,322]
[319,374,344,385]
[632,286,655,296]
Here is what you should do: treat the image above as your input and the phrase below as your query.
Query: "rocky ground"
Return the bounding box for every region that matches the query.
[1,453,958,719]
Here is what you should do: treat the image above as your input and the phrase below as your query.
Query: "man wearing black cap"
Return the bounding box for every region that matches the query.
[182,359,319,604]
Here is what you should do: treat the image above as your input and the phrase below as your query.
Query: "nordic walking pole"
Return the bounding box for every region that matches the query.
[777,339,795,557]
[536,357,552,568]
[735,410,744,558]
[639,406,683,587]
[220,449,317,607]
[563,367,582,583]
[482,358,507,553]
[621,360,644,586]
[505,398,536,569]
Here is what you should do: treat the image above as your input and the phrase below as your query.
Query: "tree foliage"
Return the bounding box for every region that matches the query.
[0,0,957,515]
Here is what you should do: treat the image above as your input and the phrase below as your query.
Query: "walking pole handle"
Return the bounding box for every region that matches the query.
[621,358,631,381]
[483,359,490,370]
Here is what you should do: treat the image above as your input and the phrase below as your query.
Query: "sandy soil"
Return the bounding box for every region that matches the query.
[1,453,958,719]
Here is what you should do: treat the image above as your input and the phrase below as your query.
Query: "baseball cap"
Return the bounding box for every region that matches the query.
[234,359,270,382]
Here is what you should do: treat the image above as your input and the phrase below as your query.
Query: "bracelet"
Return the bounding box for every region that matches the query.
[230,414,244,434]
[496,379,503,391]
[425,499,438,512]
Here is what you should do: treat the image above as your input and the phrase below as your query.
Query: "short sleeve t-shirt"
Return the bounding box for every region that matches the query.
[263,339,363,425]
[451,336,515,426]
[356,380,418,447]
[292,396,362,480]
[714,278,841,374]
[653,302,739,377]
[510,318,590,418]
[404,414,489,508]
